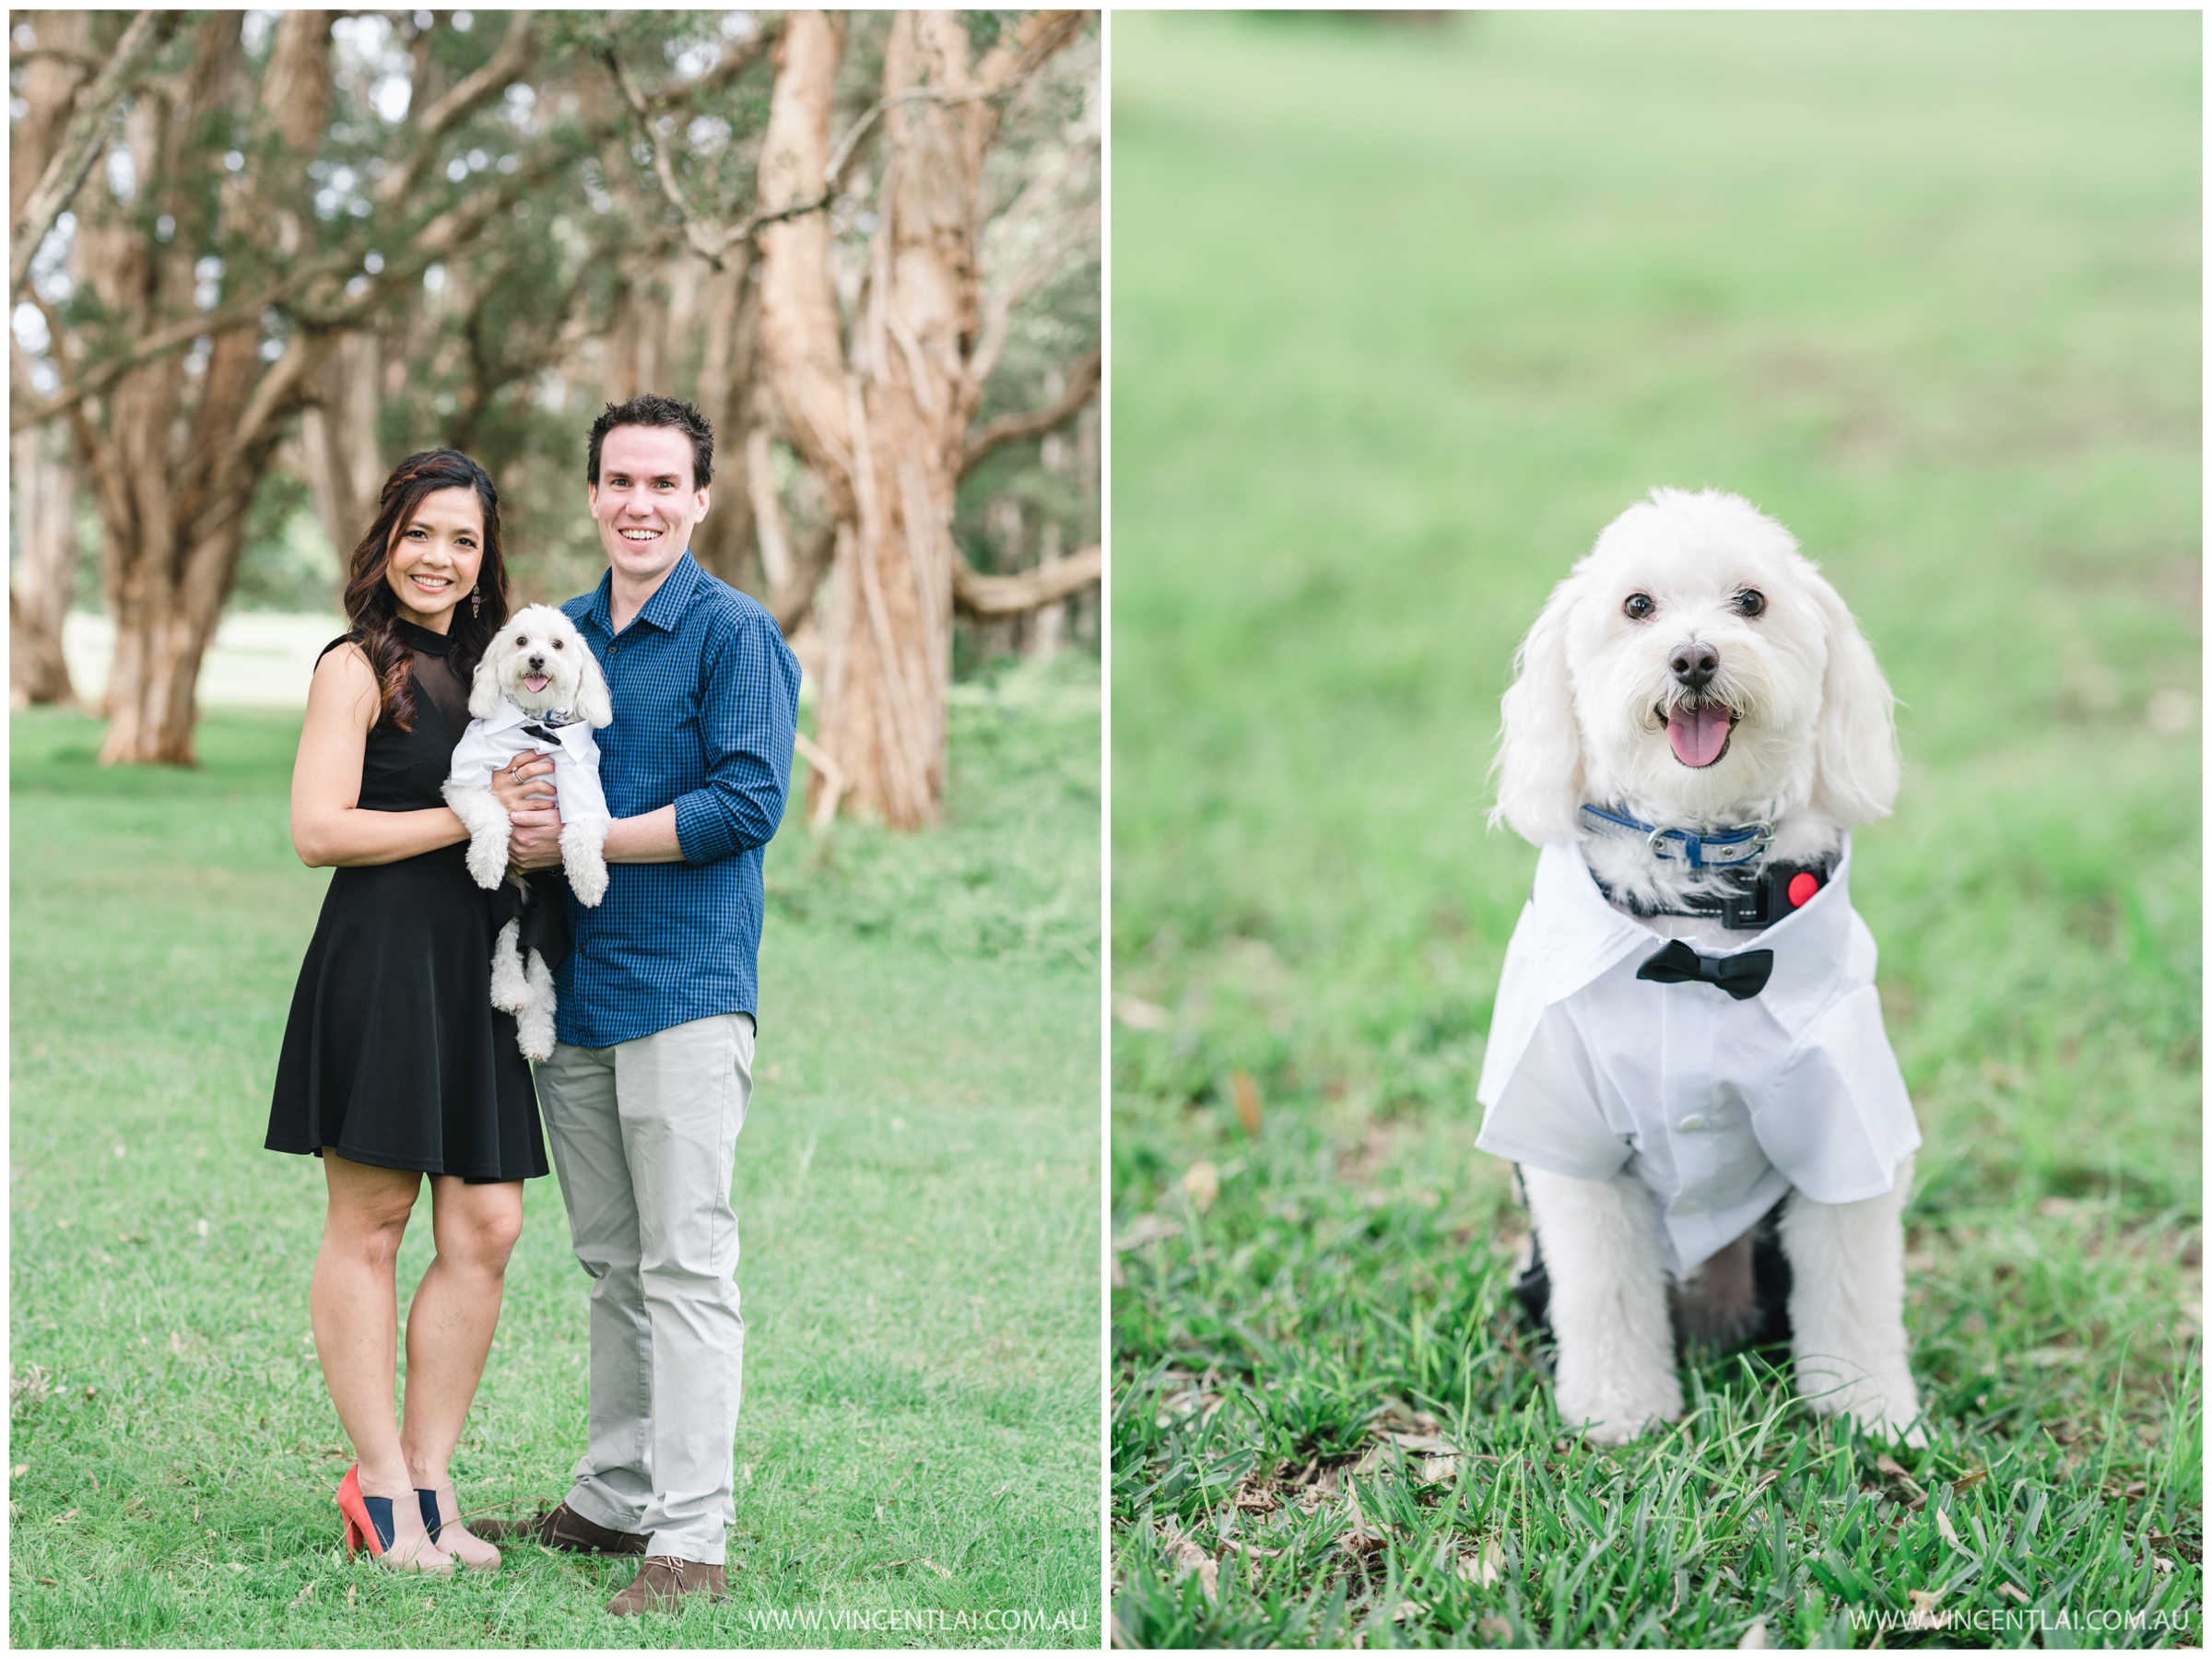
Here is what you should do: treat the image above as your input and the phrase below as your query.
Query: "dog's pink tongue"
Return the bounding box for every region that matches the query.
[524,675,548,694]
[1667,705,1732,768]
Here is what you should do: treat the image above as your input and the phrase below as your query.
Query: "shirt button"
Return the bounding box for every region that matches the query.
[1677,1113,1708,1132]
[1676,1198,1701,1214]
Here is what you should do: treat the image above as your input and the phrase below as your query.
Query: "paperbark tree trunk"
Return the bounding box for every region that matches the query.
[10,423,80,707]
[298,330,385,571]
[759,9,1083,828]
[69,11,334,764]
[9,10,91,707]
[687,253,762,592]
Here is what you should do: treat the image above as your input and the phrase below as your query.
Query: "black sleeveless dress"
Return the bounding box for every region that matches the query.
[265,619,547,1183]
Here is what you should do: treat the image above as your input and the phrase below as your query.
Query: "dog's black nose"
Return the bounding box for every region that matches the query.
[527,655,544,671]
[1669,641,1719,689]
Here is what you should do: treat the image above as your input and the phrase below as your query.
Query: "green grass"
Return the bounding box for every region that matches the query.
[9,669,1102,1648]
[1110,11,2200,1647]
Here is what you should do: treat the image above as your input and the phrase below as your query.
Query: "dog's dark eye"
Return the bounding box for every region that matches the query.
[1734,590,1766,618]
[552,639,565,648]
[515,636,529,647]
[1623,593,1655,621]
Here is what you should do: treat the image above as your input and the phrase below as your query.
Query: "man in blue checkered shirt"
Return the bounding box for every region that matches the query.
[482,394,799,1616]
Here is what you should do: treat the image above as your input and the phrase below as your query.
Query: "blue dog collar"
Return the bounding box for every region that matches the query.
[1577,804,1772,871]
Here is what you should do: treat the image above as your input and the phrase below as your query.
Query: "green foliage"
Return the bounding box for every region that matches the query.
[771,655,1101,971]
[229,470,340,614]
[9,705,1101,1646]
[1111,9,2200,1645]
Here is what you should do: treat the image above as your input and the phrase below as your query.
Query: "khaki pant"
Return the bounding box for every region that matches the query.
[535,1012,754,1565]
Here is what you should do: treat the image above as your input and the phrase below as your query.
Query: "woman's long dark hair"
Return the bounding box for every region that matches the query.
[339,450,510,730]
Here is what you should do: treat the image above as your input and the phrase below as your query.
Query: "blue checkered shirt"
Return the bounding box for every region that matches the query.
[553,551,800,1048]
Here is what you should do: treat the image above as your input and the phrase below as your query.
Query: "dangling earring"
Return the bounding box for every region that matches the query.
[470,586,483,618]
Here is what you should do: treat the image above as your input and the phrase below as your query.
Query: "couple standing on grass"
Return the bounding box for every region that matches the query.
[262,394,801,1616]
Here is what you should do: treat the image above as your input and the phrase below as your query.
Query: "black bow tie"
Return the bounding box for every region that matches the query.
[520,720,569,745]
[1636,939,1774,1000]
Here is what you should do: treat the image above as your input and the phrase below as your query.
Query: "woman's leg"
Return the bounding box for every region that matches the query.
[313,1154,421,1487]
[312,1152,449,1566]
[400,1176,524,1490]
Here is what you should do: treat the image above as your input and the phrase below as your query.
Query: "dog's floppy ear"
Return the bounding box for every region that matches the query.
[1804,567,1899,825]
[1489,574,1586,846]
[572,636,614,729]
[467,653,504,721]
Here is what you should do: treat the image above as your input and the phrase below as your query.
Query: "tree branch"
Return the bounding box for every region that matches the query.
[371,11,540,210]
[959,347,1098,478]
[9,10,170,301]
[952,543,1101,619]
[602,42,735,266]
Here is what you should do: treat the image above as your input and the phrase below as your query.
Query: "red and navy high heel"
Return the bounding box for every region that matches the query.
[336,1464,452,1573]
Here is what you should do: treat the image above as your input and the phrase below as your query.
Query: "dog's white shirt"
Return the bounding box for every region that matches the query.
[448,701,612,830]
[1475,833,1920,1277]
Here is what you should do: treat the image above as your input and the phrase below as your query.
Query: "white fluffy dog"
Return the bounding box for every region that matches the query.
[443,604,614,1060]
[1478,488,1925,1446]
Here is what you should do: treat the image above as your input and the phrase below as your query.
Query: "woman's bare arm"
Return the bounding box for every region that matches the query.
[288,643,471,868]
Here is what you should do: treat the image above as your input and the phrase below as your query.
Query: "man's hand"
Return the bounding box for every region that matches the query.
[491,750,557,812]
[496,750,564,870]
[510,802,567,872]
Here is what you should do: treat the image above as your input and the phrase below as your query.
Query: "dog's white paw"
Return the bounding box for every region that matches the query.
[465,830,510,890]
[1809,1372,1927,1446]
[488,920,527,1014]
[560,822,609,907]
[514,949,558,1062]
[1557,1377,1683,1444]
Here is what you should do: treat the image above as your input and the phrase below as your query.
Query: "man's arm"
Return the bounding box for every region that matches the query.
[659,609,801,865]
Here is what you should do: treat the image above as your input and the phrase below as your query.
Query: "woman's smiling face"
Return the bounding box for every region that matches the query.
[384,486,486,630]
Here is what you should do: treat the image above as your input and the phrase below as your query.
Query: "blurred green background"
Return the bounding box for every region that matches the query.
[1110,10,2197,1644]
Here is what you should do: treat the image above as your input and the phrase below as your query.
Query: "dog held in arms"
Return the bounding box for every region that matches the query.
[1478,488,1925,1446]
[443,605,613,1061]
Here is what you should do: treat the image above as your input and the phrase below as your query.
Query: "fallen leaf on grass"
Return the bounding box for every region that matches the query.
[1113,1214,1182,1252]
[346,1584,356,1609]
[1171,1538,1218,1598]
[1180,1161,1220,1211]
[1230,1070,1263,1138]
[1996,1583,2030,1605]
[36,1578,55,1586]
[288,1582,315,1610]
[1952,1467,1988,1492]
[919,1557,954,1579]
[1477,1616,1512,1641]
[1421,1454,1460,1483]
[1112,994,1170,1031]
[2154,1555,2174,1574]
[1231,1471,1278,1515]
[1454,1538,1504,1587]
[10,1465,25,1478]
[1875,1453,1925,1505]
[1935,1508,1963,1549]
[1390,1598,1430,1622]
[1336,1493,1385,1555]
[1738,1620,1771,1649]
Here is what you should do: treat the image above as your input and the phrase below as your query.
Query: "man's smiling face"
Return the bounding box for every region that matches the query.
[590,424,709,587]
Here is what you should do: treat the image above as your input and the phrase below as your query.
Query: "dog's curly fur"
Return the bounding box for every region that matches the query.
[442,604,613,1061]
[1490,488,1924,1445]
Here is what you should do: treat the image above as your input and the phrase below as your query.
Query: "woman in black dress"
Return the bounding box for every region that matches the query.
[266,451,547,1575]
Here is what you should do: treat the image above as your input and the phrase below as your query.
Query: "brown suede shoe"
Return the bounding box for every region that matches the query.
[606,1555,728,1617]
[472,1500,648,1556]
